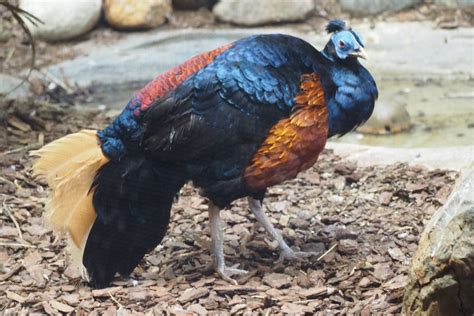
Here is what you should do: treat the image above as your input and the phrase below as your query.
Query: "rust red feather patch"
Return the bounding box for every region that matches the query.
[134,44,232,114]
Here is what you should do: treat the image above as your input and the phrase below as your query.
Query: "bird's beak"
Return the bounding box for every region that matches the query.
[350,47,369,60]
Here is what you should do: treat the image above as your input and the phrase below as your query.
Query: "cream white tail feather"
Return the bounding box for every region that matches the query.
[31,130,109,265]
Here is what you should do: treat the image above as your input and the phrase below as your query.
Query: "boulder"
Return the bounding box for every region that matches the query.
[213,0,315,26]
[0,74,31,100]
[357,96,411,135]
[403,171,474,315]
[104,0,172,30]
[432,0,474,7]
[340,0,421,15]
[19,0,101,42]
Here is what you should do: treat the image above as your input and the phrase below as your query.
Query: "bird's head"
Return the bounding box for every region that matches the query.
[325,19,368,61]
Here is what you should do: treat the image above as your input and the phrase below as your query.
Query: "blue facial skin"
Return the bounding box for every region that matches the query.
[330,30,365,60]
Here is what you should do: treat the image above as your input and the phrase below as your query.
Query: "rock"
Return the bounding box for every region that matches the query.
[372,262,393,281]
[338,239,359,255]
[340,0,421,15]
[213,0,314,26]
[262,273,292,289]
[388,247,405,262]
[403,171,474,315]
[357,97,411,135]
[379,191,393,206]
[173,0,216,10]
[432,0,474,7]
[104,0,172,29]
[0,74,31,100]
[19,0,101,42]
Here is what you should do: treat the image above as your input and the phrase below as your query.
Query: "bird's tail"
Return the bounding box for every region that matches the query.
[31,130,109,267]
[32,130,186,288]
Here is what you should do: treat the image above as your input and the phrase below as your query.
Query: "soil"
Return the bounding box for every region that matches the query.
[0,100,459,314]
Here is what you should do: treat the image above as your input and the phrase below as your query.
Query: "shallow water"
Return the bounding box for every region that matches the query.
[337,77,474,148]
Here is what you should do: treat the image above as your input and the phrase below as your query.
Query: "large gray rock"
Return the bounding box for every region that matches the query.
[403,171,474,315]
[19,0,101,42]
[213,0,315,26]
[432,0,474,6]
[340,0,421,15]
[0,74,31,100]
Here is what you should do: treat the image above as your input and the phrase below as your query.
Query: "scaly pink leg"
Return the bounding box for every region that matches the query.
[248,197,318,262]
[208,201,247,284]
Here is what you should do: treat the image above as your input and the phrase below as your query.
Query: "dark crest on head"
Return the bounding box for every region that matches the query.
[325,19,365,48]
[325,19,346,34]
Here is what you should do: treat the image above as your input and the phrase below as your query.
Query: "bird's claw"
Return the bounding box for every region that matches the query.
[277,249,318,263]
[216,264,248,285]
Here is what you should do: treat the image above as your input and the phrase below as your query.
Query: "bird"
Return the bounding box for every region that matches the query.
[32,19,378,289]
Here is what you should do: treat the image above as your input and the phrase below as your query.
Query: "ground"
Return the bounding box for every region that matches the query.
[0,2,468,314]
[0,101,458,314]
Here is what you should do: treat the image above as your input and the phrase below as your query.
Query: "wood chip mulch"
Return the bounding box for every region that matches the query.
[0,101,458,315]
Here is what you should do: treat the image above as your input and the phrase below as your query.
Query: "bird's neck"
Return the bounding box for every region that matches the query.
[321,43,335,62]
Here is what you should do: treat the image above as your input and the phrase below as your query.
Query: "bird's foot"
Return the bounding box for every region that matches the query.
[216,263,248,285]
[277,248,318,263]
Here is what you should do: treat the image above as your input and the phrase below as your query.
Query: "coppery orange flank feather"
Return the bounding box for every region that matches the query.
[244,73,328,190]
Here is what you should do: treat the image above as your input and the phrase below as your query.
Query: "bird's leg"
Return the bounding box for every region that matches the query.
[208,201,247,284]
[248,197,318,262]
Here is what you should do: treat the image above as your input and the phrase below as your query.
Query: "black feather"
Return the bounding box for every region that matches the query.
[326,19,346,34]
[83,157,185,288]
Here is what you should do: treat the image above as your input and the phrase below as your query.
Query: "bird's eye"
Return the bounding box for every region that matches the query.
[338,41,346,49]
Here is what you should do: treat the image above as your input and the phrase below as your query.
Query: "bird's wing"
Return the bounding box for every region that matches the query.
[142,35,316,155]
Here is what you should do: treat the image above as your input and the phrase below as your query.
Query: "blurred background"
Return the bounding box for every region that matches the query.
[1,0,473,149]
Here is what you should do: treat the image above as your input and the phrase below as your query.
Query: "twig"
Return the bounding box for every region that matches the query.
[2,199,23,240]
[108,291,124,309]
[292,299,319,304]
[0,143,41,157]
[3,46,16,66]
[0,242,36,248]
[0,2,43,95]
[316,243,337,262]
